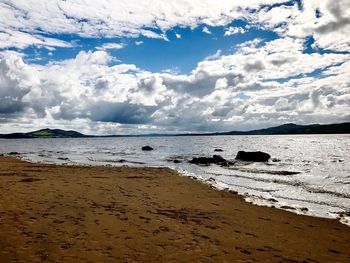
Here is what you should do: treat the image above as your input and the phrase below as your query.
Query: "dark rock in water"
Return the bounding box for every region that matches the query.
[189,155,231,166]
[235,151,271,162]
[300,207,309,212]
[271,158,281,162]
[268,198,278,203]
[214,148,223,152]
[8,152,20,155]
[189,156,216,165]
[166,158,182,163]
[213,155,226,163]
[276,170,300,175]
[141,146,153,151]
[57,157,69,161]
[281,205,296,210]
[206,177,216,183]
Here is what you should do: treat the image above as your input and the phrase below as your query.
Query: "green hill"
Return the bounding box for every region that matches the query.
[0,129,87,139]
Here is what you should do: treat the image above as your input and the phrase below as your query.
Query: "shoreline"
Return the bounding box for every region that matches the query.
[12,154,350,226]
[1,156,350,262]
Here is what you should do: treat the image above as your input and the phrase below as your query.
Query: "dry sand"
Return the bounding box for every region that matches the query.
[0,156,349,262]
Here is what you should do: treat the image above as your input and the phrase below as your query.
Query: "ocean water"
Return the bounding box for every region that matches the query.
[1,135,349,225]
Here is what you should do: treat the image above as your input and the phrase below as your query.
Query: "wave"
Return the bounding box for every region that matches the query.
[207,170,350,199]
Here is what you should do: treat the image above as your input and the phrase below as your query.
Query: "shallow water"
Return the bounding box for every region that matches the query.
[1,135,349,224]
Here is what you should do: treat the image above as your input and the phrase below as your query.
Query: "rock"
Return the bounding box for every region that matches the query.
[189,155,231,166]
[57,157,69,161]
[189,157,216,165]
[8,152,20,155]
[235,151,271,162]
[214,148,223,152]
[271,158,281,162]
[213,155,226,163]
[206,177,216,183]
[281,205,296,210]
[173,160,181,164]
[141,146,153,151]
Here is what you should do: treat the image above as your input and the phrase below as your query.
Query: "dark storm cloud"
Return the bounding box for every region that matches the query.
[0,98,26,114]
[88,102,157,124]
[55,101,158,125]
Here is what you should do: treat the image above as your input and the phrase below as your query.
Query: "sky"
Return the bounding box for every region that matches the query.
[0,0,349,135]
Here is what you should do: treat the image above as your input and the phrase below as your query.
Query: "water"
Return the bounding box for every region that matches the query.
[1,135,349,225]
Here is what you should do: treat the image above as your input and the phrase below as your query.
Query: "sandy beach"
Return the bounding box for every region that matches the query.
[0,156,349,262]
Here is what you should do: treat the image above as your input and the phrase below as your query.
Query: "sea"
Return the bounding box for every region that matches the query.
[1,134,349,225]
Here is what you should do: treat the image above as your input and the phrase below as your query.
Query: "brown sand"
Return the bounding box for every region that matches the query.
[0,156,349,263]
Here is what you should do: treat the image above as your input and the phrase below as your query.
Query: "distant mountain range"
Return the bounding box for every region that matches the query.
[0,123,349,139]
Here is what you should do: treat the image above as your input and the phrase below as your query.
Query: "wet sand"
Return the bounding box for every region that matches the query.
[0,156,350,262]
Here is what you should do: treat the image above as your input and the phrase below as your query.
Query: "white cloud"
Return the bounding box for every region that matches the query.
[135,41,144,46]
[202,26,212,34]
[204,50,222,61]
[249,0,350,52]
[224,26,246,36]
[0,29,73,49]
[0,0,288,49]
[96,43,125,51]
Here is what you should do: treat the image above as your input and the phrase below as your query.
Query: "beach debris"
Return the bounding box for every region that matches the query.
[142,146,153,151]
[189,155,232,166]
[235,151,271,162]
[214,148,223,152]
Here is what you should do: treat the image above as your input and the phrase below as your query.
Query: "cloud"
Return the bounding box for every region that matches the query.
[0,38,350,133]
[135,41,144,46]
[202,26,212,34]
[96,43,125,50]
[0,54,40,115]
[0,29,73,49]
[0,0,350,133]
[249,0,350,52]
[0,0,288,49]
[224,27,246,36]
[204,50,222,61]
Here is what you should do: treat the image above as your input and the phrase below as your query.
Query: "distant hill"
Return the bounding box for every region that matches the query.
[0,123,349,139]
[221,122,350,135]
[0,128,88,139]
[174,122,350,136]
